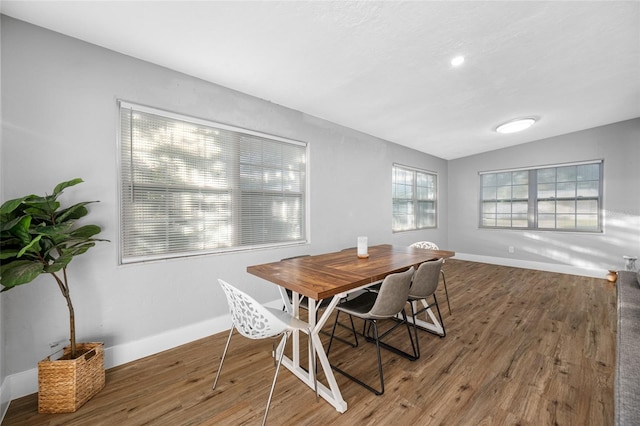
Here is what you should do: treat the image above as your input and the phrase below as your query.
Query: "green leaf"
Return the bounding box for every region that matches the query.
[10,216,32,245]
[63,241,96,257]
[24,199,59,219]
[70,225,102,239]
[56,203,92,222]
[69,241,97,255]
[45,253,74,273]
[36,222,75,237]
[17,234,42,257]
[0,216,25,233]
[0,248,21,260]
[0,178,106,293]
[53,178,83,196]
[0,260,45,289]
[0,197,30,215]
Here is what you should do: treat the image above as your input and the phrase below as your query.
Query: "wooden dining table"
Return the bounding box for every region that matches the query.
[247,244,455,413]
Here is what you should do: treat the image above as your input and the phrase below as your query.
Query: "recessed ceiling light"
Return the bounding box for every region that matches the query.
[495,118,537,134]
[451,56,465,67]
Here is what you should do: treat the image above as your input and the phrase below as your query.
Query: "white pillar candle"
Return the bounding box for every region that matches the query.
[357,236,368,258]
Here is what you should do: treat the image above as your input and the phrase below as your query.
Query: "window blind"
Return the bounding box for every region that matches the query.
[119,102,307,263]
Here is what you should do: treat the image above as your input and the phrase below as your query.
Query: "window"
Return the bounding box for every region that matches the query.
[480,170,529,228]
[119,102,307,263]
[392,164,437,232]
[480,160,602,232]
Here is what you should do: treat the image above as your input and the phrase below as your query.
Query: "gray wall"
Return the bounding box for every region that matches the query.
[449,118,640,272]
[0,16,447,379]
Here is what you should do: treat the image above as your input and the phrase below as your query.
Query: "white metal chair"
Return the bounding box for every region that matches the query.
[409,241,452,314]
[213,278,317,426]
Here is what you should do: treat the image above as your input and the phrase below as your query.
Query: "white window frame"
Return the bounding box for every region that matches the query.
[479,160,603,232]
[118,101,309,264]
[392,163,438,232]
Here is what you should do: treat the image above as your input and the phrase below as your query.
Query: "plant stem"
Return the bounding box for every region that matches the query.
[52,269,76,358]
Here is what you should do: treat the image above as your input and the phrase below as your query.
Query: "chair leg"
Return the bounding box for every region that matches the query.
[441,270,451,315]
[313,302,357,347]
[213,326,234,390]
[361,308,419,361]
[372,320,385,395]
[408,302,420,357]
[327,311,358,357]
[320,321,357,347]
[412,296,446,338]
[403,307,421,359]
[329,319,385,395]
[335,313,358,347]
[262,333,288,426]
[432,294,446,338]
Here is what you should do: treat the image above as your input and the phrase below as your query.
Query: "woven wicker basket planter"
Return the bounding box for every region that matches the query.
[38,342,105,413]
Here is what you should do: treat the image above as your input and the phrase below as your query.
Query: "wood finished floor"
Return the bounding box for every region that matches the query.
[3,260,616,426]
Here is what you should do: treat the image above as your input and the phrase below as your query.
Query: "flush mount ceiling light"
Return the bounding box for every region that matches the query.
[495,118,537,134]
[451,56,465,67]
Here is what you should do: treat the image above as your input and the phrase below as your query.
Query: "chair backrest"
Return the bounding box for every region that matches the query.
[409,259,444,299]
[217,279,288,339]
[369,267,415,318]
[410,241,439,250]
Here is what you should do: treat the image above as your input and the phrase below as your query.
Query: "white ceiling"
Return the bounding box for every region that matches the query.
[2,1,639,160]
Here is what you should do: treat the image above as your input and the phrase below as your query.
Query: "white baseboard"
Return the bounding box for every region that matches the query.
[4,369,35,406]
[103,313,237,370]
[454,252,607,279]
[3,298,285,406]
[1,378,10,423]
[5,311,231,402]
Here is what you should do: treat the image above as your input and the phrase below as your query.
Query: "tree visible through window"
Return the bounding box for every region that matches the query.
[119,102,307,263]
[480,161,602,232]
[392,164,437,232]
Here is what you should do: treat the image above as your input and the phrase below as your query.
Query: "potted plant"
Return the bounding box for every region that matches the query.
[0,178,108,413]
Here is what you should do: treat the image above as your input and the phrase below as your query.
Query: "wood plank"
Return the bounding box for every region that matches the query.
[247,244,455,299]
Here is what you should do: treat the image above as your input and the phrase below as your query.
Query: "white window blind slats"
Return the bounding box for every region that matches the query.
[119,103,307,263]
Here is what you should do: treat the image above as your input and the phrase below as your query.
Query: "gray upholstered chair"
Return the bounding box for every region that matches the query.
[409,241,451,314]
[213,279,317,426]
[365,259,446,357]
[408,259,446,351]
[326,267,416,395]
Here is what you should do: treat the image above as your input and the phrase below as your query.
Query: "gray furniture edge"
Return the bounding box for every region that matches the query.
[615,270,640,425]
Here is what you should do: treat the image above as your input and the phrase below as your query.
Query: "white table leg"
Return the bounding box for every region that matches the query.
[278,286,292,313]
[292,291,300,366]
[398,300,445,336]
[278,290,348,413]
